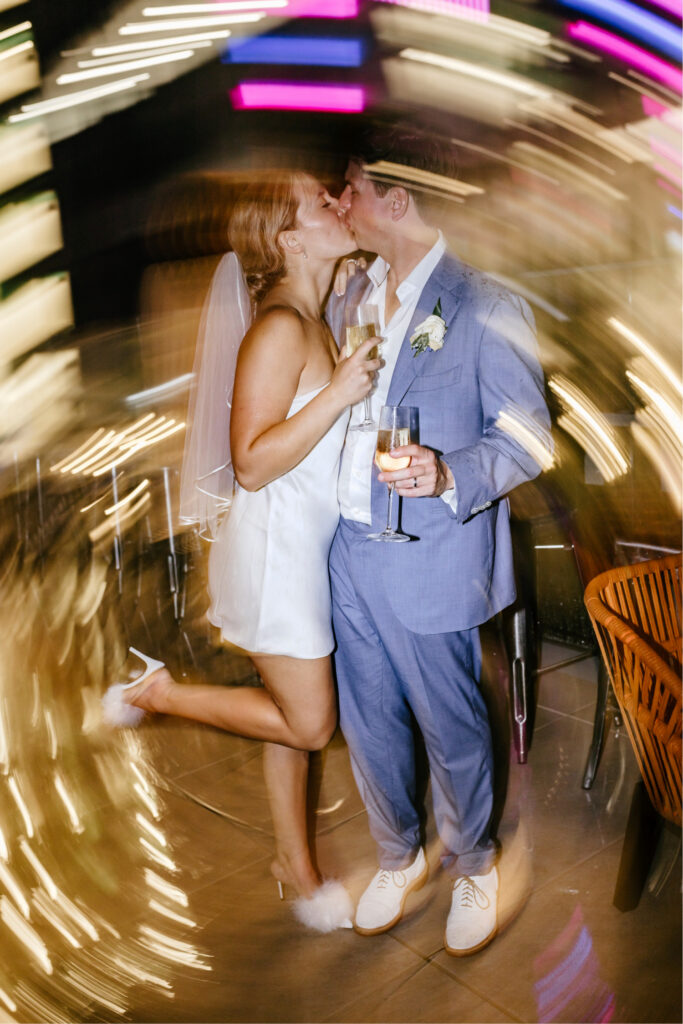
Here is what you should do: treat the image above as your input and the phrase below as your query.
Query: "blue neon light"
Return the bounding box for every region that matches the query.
[223,36,365,67]
[668,205,682,219]
[556,0,682,60]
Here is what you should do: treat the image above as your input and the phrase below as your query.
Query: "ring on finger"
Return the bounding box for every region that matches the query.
[413,477,418,488]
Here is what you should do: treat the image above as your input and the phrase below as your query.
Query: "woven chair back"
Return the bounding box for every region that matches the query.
[584,553,682,826]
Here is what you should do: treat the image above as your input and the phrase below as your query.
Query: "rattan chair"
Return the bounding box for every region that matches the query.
[584,553,682,907]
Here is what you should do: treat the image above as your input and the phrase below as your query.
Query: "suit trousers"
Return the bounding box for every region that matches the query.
[330,517,496,878]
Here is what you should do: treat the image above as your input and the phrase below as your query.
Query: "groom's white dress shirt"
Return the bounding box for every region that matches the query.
[338,232,456,525]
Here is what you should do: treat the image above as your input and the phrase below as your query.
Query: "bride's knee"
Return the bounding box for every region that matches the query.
[296,711,337,751]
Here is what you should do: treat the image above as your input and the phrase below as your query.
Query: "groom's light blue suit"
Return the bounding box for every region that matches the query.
[328,252,551,877]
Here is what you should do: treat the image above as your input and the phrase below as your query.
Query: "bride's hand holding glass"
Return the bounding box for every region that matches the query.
[329,337,381,410]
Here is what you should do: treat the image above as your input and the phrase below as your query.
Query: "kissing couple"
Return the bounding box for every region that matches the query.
[105,126,550,957]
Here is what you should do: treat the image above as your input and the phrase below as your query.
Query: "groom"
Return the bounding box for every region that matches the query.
[327,128,551,955]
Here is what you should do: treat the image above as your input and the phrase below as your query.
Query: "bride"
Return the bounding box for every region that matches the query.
[105,171,378,931]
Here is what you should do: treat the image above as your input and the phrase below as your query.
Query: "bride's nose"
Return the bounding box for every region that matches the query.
[338,186,351,211]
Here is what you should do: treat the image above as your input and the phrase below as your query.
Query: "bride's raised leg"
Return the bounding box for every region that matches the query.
[263,741,320,898]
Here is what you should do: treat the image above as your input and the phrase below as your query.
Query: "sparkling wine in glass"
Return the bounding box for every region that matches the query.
[367,406,418,543]
[345,303,381,432]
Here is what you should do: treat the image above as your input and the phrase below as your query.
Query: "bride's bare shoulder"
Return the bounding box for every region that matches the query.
[239,303,307,365]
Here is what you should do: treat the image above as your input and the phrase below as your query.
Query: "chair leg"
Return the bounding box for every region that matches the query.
[582,660,609,790]
[613,780,663,912]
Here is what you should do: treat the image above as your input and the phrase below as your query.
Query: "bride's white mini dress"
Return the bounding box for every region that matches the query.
[208,384,348,659]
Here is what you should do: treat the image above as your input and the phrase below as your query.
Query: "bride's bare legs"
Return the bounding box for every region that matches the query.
[125,653,336,751]
[125,654,336,897]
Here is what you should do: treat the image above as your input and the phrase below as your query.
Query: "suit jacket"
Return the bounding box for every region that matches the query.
[327,251,552,634]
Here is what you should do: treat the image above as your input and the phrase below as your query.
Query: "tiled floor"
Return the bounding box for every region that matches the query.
[127,641,681,1024]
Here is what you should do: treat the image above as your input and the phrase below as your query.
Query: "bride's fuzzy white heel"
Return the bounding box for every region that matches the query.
[101,647,165,728]
[292,880,353,933]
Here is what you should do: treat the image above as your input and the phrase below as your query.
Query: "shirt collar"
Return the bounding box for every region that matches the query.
[367,230,446,300]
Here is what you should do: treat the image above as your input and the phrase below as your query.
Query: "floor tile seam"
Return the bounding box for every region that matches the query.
[182,848,275,899]
[158,776,276,840]
[170,747,264,782]
[535,702,593,719]
[531,835,625,895]
[317,807,368,836]
[320,948,437,1023]
[428,956,526,1023]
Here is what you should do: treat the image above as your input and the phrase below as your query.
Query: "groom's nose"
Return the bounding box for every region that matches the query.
[339,185,351,210]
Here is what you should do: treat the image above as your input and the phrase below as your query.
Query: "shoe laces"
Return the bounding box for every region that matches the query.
[452,875,490,910]
[376,869,405,890]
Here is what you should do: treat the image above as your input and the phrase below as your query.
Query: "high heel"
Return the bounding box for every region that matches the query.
[276,880,285,901]
[101,647,166,728]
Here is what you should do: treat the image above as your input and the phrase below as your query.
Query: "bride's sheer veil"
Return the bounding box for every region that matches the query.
[178,251,252,540]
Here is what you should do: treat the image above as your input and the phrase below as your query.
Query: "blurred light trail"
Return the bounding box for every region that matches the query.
[568,22,682,94]
[91,31,231,54]
[0,20,31,41]
[224,35,365,65]
[549,375,629,481]
[289,0,359,14]
[398,48,550,97]
[119,13,265,33]
[144,869,189,907]
[104,479,150,516]
[495,408,555,471]
[56,49,194,84]
[556,0,682,61]
[668,203,682,216]
[505,119,617,175]
[79,42,213,67]
[0,860,31,918]
[648,0,682,15]
[608,317,683,397]
[149,899,197,928]
[520,98,651,163]
[512,142,627,200]
[231,81,365,111]
[0,897,53,975]
[365,159,483,197]
[143,1,286,10]
[8,75,150,121]
[376,0,489,20]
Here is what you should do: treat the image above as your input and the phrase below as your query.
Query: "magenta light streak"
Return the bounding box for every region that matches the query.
[231,81,365,112]
[642,95,671,117]
[374,0,489,21]
[650,135,683,166]
[645,0,682,18]
[656,176,682,197]
[287,0,358,16]
[568,21,682,94]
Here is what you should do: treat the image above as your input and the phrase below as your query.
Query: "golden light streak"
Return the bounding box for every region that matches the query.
[105,479,149,516]
[399,48,551,98]
[140,838,177,872]
[520,99,649,163]
[609,318,683,399]
[0,896,52,974]
[8,774,34,838]
[136,812,168,847]
[8,76,150,122]
[54,773,84,834]
[0,862,31,919]
[364,159,483,197]
[0,827,8,862]
[0,20,31,42]
[549,375,629,481]
[90,422,185,476]
[32,892,81,949]
[111,955,172,989]
[505,118,617,175]
[53,891,99,941]
[91,30,230,54]
[144,869,189,907]
[130,760,153,793]
[626,370,683,446]
[149,898,197,928]
[0,39,33,62]
[89,493,151,543]
[44,710,57,759]
[78,41,212,66]
[0,987,17,1014]
[51,426,109,471]
[632,421,682,514]
[19,839,58,898]
[0,704,8,771]
[495,409,555,471]
[57,48,194,84]
[511,142,627,200]
[138,926,211,969]
[119,13,265,32]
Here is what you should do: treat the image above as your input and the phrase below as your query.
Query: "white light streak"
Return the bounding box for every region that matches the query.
[91,30,230,55]
[145,869,189,907]
[496,409,555,471]
[0,39,33,62]
[57,49,194,85]
[399,47,551,98]
[78,41,211,66]
[119,12,265,33]
[136,812,168,847]
[149,898,197,927]
[0,987,17,1014]
[105,479,149,516]
[134,782,160,818]
[549,376,629,481]
[0,897,52,974]
[626,371,683,441]
[19,839,58,898]
[0,20,31,42]
[140,837,177,871]
[53,891,99,941]
[364,158,483,197]
[54,773,84,834]
[609,318,683,399]
[0,827,8,862]
[0,862,30,919]
[7,775,34,838]
[9,76,149,122]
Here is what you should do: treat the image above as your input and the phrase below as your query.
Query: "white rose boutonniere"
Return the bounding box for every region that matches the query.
[410,299,446,357]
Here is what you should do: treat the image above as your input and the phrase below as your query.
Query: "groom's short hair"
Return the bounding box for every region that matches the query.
[351,123,459,212]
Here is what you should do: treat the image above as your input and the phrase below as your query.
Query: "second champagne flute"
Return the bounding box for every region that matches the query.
[345,303,381,431]
[367,405,418,543]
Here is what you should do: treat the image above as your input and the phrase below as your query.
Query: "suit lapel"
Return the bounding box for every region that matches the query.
[386,256,461,406]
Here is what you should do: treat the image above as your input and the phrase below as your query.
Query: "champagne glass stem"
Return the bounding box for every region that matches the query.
[363,396,372,424]
[386,483,395,533]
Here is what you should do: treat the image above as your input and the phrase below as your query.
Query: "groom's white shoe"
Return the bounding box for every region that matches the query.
[444,865,498,956]
[354,848,428,935]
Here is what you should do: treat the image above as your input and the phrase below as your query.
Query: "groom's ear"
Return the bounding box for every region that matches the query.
[388,186,410,221]
[278,229,304,257]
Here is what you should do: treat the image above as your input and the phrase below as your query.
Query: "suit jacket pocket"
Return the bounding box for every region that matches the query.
[408,362,462,392]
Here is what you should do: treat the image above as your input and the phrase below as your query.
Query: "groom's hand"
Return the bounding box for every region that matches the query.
[378,444,454,497]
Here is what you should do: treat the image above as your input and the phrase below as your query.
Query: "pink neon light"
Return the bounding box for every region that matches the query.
[285,0,358,16]
[374,0,489,21]
[645,0,682,18]
[231,82,365,112]
[568,21,682,94]
[654,160,680,182]
[656,176,682,197]
[642,95,671,118]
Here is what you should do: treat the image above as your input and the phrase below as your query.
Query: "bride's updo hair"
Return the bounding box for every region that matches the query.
[228,170,308,304]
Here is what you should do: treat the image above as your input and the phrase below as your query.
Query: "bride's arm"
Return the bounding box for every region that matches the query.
[231,307,377,491]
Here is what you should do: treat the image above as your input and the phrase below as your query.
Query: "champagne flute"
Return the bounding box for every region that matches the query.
[367,405,418,543]
[345,303,381,431]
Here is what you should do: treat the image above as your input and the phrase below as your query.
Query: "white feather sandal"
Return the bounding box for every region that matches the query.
[101,647,165,728]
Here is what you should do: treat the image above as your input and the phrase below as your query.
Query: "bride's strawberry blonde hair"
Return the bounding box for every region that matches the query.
[228,170,310,305]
